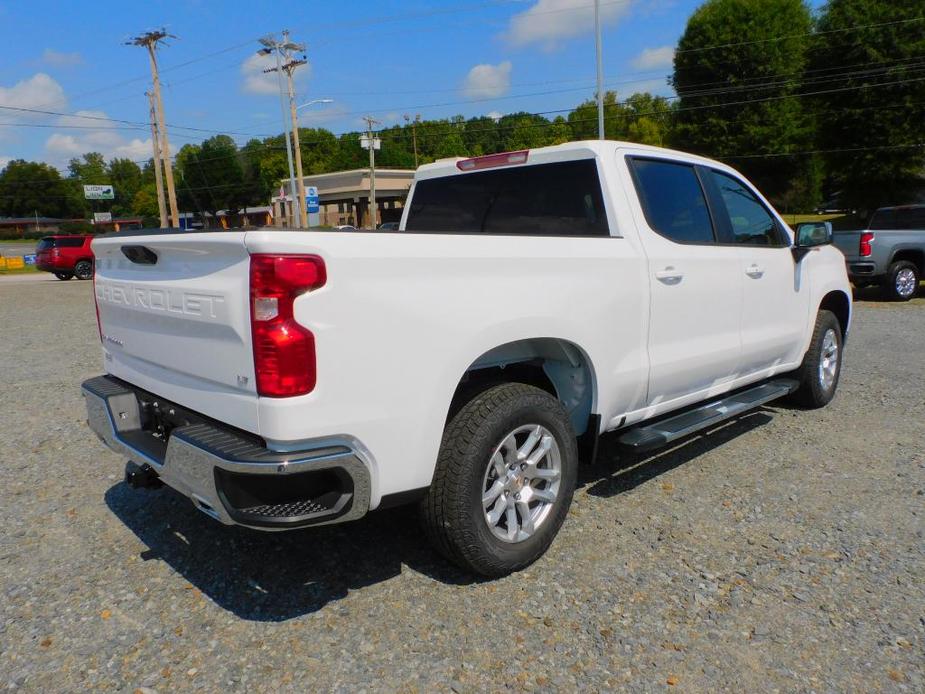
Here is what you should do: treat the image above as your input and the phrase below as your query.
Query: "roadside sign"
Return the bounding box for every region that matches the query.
[360,136,381,151]
[306,185,320,214]
[93,212,113,224]
[84,184,114,200]
[23,254,37,265]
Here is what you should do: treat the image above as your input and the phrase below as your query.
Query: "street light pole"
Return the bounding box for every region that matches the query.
[595,0,605,140]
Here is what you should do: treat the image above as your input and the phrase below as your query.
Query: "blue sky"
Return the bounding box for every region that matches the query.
[0,0,824,171]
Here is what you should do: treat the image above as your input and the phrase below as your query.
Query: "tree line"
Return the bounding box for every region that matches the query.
[0,0,922,226]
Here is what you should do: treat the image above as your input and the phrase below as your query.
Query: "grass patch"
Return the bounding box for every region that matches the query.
[780,213,844,225]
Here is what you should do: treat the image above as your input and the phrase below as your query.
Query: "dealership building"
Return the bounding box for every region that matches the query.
[271,168,415,228]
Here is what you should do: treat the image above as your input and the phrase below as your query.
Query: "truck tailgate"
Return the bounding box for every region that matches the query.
[91,232,259,433]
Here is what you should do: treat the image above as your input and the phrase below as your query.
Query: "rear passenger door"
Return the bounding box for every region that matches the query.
[703,169,808,374]
[626,156,742,406]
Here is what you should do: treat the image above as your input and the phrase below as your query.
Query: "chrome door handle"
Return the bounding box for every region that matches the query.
[745,264,764,278]
[655,267,684,285]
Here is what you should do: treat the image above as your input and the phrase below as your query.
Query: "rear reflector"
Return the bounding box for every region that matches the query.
[456,150,529,171]
[859,231,874,258]
[250,254,326,397]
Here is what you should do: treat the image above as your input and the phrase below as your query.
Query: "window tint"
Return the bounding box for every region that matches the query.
[58,237,85,247]
[869,207,925,230]
[405,159,609,236]
[36,238,55,250]
[709,170,783,246]
[629,158,715,244]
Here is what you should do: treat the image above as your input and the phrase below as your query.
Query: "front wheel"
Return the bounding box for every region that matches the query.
[420,383,578,577]
[883,260,919,301]
[54,272,72,281]
[790,310,843,409]
[74,260,93,281]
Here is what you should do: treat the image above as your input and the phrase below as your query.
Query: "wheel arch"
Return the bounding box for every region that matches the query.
[449,337,598,437]
[890,248,924,275]
[818,289,851,339]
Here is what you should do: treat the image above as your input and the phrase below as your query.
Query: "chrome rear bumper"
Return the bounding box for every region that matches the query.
[82,375,371,530]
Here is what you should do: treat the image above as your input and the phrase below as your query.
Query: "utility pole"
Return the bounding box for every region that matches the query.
[146,91,168,228]
[280,34,308,229]
[259,32,302,229]
[594,0,605,140]
[129,30,180,227]
[361,116,380,229]
[404,113,421,168]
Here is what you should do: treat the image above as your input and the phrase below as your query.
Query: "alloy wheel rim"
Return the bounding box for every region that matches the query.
[481,424,562,544]
[896,268,917,297]
[818,328,839,391]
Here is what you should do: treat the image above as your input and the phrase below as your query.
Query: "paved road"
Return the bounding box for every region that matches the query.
[0,281,922,692]
[0,273,67,284]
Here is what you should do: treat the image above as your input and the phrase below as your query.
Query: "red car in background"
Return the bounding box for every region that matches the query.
[35,235,95,280]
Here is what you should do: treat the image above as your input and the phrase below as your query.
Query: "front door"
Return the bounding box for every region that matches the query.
[704,169,809,375]
[625,156,743,406]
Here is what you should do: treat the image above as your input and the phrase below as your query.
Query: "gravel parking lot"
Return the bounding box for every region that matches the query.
[1,281,922,692]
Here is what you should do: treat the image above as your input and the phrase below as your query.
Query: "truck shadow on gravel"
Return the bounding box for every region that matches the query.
[104,410,774,622]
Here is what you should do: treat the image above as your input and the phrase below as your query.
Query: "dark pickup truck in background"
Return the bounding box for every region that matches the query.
[833,205,925,301]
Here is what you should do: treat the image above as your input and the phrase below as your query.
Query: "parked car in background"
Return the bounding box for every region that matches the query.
[334,224,357,231]
[833,204,925,300]
[82,141,850,576]
[378,222,400,231]
[35,235,95,280]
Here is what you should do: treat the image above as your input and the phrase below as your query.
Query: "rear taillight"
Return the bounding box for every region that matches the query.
[859,231,874,257]
[249,254,326,397]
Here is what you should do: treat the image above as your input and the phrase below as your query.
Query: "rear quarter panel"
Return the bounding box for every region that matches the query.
[244,230,649,506]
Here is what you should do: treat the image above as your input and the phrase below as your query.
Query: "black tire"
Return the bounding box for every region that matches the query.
[54,272,72,281]
[790,310,843,409]
[420,383,578,577]
[74,259,93,281]
[882,260,919,301]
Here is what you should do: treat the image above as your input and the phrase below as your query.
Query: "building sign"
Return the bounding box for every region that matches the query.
[84,184,115,200]
[305,186,320,214]
[93,212,113,224]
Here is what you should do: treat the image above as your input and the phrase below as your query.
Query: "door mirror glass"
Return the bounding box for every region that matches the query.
[794,221,832,247]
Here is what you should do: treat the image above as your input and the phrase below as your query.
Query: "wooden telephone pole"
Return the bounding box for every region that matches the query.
[146,91,168,228]
[129,30,180,228]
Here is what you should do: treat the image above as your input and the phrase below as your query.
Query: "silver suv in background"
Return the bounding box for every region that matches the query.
[833,205,925,301]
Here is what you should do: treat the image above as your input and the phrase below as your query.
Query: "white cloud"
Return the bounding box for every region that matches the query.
[487,111,503,122]
[42,49,83,67]
[462,61,512,99]
[505,0,633,50]
[631,45,674,71]
[241,53,311,95]
[0,156,12,170]
[0,73,67,117]
[625,77,674,97]
[44,109,168,166]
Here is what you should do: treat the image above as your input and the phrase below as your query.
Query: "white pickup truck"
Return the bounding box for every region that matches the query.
[82,141,851,576]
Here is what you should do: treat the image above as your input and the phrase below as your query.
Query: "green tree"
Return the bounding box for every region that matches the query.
[672,0,816,206]
[810,0,925,211]
[131,183,161,218]
[0,160,85,218]
[108,158,142,217]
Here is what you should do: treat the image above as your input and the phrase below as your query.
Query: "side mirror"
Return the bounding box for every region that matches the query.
[794,221,833,248]
[792,221,832,262]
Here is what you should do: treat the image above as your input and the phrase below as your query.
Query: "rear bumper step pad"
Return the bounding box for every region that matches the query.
[82,375,371,530]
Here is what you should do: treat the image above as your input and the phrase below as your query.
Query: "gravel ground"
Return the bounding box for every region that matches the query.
[1,281,923,693]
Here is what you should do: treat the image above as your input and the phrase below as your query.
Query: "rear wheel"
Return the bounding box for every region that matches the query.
[883,260,919,301]
[420,383,578,577]
[74,260,93,281]
[790,310,843,409]
[54,272,72,281]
